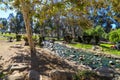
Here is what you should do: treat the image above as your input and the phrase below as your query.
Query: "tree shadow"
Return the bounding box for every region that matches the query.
[36,51,75,75]
[11,52,31,63]
[11,49,75,78]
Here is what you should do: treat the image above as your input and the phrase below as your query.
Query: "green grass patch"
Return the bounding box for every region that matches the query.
[68,42,120,56]
[68,43,92,49]
[100,43,120,56]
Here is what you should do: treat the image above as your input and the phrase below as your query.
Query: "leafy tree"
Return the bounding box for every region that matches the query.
[84,25,105,44]
[0,18,8,31]
[85,25,105,37]
[7,13,16,32]
[109,29,120,43]
[15,11,25,33]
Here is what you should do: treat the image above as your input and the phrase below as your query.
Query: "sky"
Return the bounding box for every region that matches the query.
[0,9,15,18]
[0,4,15,18]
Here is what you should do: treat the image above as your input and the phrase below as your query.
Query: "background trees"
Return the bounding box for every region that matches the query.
[1,0,120,44]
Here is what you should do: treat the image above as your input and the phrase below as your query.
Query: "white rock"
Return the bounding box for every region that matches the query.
[6,72,24,80]
[10,63,28,71]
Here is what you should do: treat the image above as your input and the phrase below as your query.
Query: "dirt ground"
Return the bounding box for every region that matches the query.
[0,39,76,79]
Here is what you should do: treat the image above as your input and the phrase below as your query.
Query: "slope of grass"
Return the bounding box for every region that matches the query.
[100,43,120,56]
[68,42,120,56]
[68,43,92,49]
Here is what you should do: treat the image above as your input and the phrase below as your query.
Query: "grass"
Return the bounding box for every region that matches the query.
[100,43,120,56]
[68,42,120,56]
[68,43,92,49]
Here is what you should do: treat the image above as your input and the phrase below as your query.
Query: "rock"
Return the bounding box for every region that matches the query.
[5,71,25,80]
[49,70,75,80]
[95,67,115,78]
[3,65,12,72]
[27,70,40,80]
[14,44,22,48]
[79,56,84,61]
[77,64,92,71]
[116,60,120,63]
[68,55,76,59]
[109,61,115,65]
[10,63,28,71]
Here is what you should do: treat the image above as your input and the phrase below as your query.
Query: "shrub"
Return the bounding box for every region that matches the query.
[32,35,38,42]
[64,35,73,43]
[109,29,120,43]
[73,70,100,80]
[83,26,105,44]
[38,35,45,47]
[23,35,29,46]
[0,72,5,79]
[102,33,109,40]
[16,34,22,41]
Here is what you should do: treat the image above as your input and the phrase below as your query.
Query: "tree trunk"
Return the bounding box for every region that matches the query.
[20,0,38,70]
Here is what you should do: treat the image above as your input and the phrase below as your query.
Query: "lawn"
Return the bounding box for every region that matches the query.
[68,43,92,49]
[100,43,120,56]
[68,43,120,56]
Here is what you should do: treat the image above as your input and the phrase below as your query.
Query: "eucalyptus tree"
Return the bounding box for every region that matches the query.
[7,13,16,32]
[0,18,8,31]
[110,0,120,24]
[15,11,25,33]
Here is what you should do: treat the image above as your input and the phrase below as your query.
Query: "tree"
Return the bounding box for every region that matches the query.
[0,18,8,31]
[84,25,105,44]
[16,0,37,70]
[7,13,17,32]
[109,29,120,43]
[15,11,25,33]
[0,23,3,29]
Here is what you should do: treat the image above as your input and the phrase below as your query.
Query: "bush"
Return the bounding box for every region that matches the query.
[23,35,29,46]
[73,70,100,80]
[16,34,22,41]
[32,35,38,42]
[102,33,109,40]
[83,26,105,44]
[38,35,45,47]
[64,35,73,43]
[109,29,120,43]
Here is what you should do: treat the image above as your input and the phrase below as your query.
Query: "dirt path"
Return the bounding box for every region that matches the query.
[0,40,17,64]
[0,39,76,80]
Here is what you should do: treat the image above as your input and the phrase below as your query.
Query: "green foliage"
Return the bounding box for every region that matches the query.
[102,33,109,40]
[38,35,43,47]
[16,34,22,41]
[109,29,120,43]
[22,35,28,42]
[2,33,16,39]
[85,26,105,37]
[73,70,99,80]
[23,35,29,45]
[0,72,5,79]
[32,35,38,42]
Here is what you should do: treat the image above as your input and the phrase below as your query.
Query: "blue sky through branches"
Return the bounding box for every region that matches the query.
[0,4,15,18]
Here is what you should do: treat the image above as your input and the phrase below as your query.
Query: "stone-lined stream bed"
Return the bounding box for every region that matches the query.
[42,41,120,80]
[43,42,120,70]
